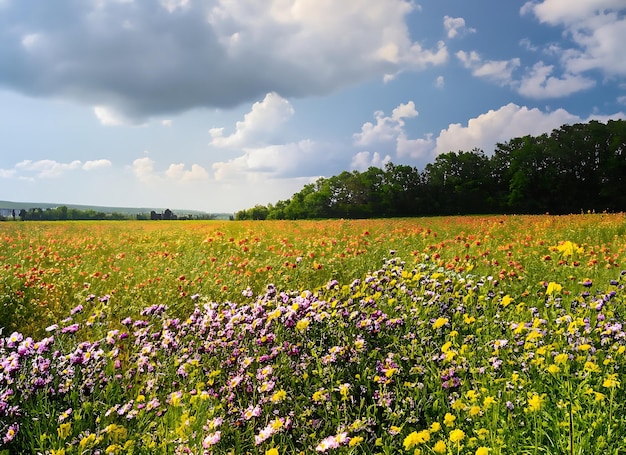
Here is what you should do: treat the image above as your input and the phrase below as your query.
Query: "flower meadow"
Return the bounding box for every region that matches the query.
[2,215,626,454]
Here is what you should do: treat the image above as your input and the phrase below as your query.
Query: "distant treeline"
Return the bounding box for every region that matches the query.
[236,119,626,220]
[2,206,222,221]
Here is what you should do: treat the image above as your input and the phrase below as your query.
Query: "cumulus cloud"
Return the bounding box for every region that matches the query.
[522,0,626,78]
[212,140,325,181]
[166,163,209,182]
[518,61,596,98]
[350,151,391,171]
[352,101,439,165]
[208,93,343,181]
[397,134,436,161]
[443,16,475,39]
[434,103,625,156]
[456,51,521,86]
[209,92,294,148]
[521,0,624,26]
[0,0,447,123]
[82,159,113,171]
[132,157,156,183]
[132,156,208,183]
[353,101,418,147]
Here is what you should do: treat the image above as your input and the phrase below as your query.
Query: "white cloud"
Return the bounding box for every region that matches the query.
[132,157,157,183]
[518,61,596,98]
[15,159,82,178]
[82,159,112,171]
[353,101,418,147]
[132,156,208,183]
[397,134,436,160]
[94,106,144,126]
[0,0,447,121]
[434,75,445,88]
[1,158,112,179]
[521,0,624,26]
[522,0,626,78]
[209,92,294,148]
[161,119,172,127]
[350,151,391,171]
[353,101,440,165]
[165,163,209,182]
[443,16,475,39]
[434,103,625,156]
[456,51,521,86]
[0,168,16,179]
[212,140,319,181]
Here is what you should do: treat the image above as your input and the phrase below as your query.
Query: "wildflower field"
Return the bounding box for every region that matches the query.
[2,214,626,454]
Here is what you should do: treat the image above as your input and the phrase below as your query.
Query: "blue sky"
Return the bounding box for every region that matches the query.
[1,0,625,213]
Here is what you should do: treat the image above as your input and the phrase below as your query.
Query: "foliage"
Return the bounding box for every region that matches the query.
[236,120,626,219]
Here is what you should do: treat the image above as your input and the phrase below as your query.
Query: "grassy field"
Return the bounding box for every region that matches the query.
[1,214,626,454]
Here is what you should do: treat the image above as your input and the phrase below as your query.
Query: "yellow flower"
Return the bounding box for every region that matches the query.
[271,389,287,403]
[463,314,476,324]
[449,428,465,443]
[296,318,310,331]
[432,317,449,329]
[444,412,456,427]
[105,445,121,455]
[79,433,97,450]
[546,282,562,295]
[433,440,446,453]
[547,364,560,374]
[349,436,364,447]
[265,448,279,455]
[527,393,544,412]
[482,396,496,409]
[476,447,490,455]
[403,430,430,449]
[430,422,441,433]
[500,295,513,307]
[554,353,568,364]
[452,399,466,411]
[57,422,71,440]
[469,406,482,417]
[603,374,620,389]
[312,389,326,402]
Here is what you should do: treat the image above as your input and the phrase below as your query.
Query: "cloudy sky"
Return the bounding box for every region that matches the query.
[1,0,625,213]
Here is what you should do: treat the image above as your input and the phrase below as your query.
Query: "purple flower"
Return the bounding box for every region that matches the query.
[6,332,23,348]
[70,304,84,315]
[61,323,80,334]
[2,423,18,444]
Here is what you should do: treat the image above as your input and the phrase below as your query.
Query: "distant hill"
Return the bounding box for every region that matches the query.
[0,200,231,219]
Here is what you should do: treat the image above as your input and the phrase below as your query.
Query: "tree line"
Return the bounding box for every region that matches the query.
[235,119,626,220]
[5,207,221,221]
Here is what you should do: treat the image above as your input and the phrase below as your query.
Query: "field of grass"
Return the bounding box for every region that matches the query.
[1,214,626,454]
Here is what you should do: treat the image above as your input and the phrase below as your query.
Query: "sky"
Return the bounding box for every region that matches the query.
[1,0,625,213]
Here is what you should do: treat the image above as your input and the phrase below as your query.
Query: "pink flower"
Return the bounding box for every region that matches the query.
[202,431,221,448]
